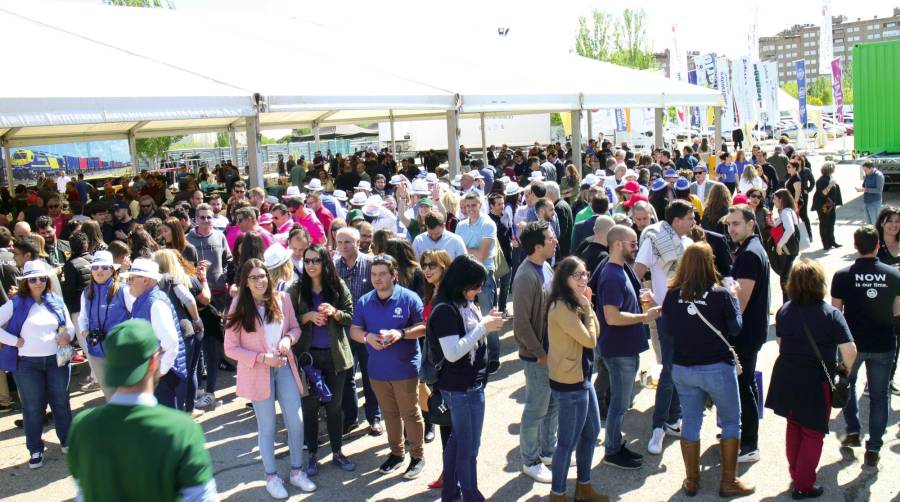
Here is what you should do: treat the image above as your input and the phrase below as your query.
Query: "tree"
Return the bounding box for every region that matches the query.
[214,131,230,148]
[574,8,658,71]
[781,76,833,107]
[136,136,184,169]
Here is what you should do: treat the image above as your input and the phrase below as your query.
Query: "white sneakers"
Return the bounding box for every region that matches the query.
[540,455,576,467]
[647,427,665,455]
[265,472,316,499]
[289,470,317,492]
[664,419,683,437]
[265,476,288,499]
[522,462,552,483]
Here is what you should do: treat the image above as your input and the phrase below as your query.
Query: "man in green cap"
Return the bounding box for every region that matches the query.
[66,320,217,502]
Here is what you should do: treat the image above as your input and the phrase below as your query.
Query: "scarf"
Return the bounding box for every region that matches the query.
[639,221,684,279]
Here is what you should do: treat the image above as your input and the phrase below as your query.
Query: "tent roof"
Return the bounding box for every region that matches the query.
[1,0,721,148]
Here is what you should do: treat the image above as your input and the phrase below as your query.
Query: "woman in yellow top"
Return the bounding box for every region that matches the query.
[546,257,607,502]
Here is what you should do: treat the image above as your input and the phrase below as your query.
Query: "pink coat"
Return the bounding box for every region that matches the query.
[224,292,305,401]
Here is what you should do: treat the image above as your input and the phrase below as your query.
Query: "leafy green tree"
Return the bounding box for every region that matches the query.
[136,136,184,169]
[215,131,230,148]
[781,76,833,106]
[574,8,658,71]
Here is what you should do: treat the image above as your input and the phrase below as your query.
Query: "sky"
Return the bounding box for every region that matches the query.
[63,0,897,59]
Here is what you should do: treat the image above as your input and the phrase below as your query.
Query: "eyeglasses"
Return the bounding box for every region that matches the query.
[693,171,705,175]
[572,271,589,279]
[197,215,213,221]
[91,265,112,271]
[248,274,268,282]
[304,258,323,265]
[27,277,48,284]
[421,262,439,270]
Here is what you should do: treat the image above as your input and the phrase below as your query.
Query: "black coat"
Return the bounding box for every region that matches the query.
[554,199,574,259]
[811,175,843,212]
[703,230,734,278]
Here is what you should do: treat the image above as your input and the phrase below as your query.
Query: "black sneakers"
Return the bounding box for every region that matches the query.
[28,451,43,469]
[791,485,824,500]
[621,444,644,461]
[378,454,405,474]
[863,450,879,468]
[603,448,642,470]
[403,457,426,479]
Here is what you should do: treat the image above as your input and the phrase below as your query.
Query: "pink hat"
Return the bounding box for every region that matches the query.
[732,194,749,205]
[258,213,273,226]
[620,180,641,194]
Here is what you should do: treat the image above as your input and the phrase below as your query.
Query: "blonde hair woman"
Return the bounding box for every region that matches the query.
[737,164,766,195]
[153,249,211,414]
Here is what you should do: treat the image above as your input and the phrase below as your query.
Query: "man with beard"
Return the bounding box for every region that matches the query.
[35,216,69,269]
[111,201,138,243]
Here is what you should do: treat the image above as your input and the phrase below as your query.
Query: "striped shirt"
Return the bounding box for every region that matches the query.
[335,253,374,302]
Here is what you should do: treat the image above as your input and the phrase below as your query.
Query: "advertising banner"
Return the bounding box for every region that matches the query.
[796,59,808,126]
[615,108,627,132]
[819,0,834,71]
[687,70,702,129]
[831,57,844,124]
[716,56,736,130]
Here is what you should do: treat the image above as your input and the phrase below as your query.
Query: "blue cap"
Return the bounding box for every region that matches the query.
[651,178,667,192]
[663,169,677,178]
[675,176,690,191]
[113,201,130,210]
[693,165,708,173]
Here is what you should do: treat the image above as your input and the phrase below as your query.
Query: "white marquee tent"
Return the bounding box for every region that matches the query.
[0,0,722,185]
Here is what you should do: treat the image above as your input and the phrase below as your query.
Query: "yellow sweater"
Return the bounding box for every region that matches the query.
[547,301,600,385]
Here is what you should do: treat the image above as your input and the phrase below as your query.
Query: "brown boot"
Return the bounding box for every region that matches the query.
[549,491,569,502]
[719,438,756,497]
[574,481,610,502]
[680,440,701,496]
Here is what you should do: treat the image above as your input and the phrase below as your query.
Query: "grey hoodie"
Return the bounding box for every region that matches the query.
[187,228,232,310]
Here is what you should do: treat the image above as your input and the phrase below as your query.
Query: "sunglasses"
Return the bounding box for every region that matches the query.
[304,257,323,265]
[421,262,439,270]
[197,215,213,221]
[27,277,48,284]
[749,194,762,199]
[91,265,112,271]
[140,204,152,208]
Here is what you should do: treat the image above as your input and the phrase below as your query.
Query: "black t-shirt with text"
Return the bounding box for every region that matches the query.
[831,258,900,352]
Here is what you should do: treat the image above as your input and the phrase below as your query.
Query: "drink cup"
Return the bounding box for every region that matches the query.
[639,288,651,311]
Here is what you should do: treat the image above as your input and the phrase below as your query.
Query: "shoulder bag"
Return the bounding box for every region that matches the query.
[799,318,850,408]
[689,301,743,376]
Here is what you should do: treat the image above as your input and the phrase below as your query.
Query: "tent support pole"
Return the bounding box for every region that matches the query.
[246,115,264,189]
[313,122,321,155]
[480,113,488,167]
[389,111,396,154]
[570,110,583,175]
[587,110,593,145]
[446,110,460,178]
[654,107,665,149]
[128,131,139,176]
[228,125,238,166]
[713,106,722,153]
[2,141,12,191]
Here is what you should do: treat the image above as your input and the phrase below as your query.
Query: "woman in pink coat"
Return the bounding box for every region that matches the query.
[224,258,316,499]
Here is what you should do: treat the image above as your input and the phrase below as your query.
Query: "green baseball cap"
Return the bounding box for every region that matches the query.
[418,197,434,207]
[103,320,160,388]
[347,208,365,223]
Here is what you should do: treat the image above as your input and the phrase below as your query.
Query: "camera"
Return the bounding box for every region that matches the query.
[86,331,106,347]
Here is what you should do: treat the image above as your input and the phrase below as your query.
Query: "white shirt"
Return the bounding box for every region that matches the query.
[211,214,230,233]
[0,299,75,357]
[636,234,694,305]
[738,177,766,195]
[57,174,72,193]
[695,180,710,203]
[124,290,179,375]
[257,305,284,352]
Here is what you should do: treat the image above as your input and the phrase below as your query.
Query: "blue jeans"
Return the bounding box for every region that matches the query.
[183,336,202,411]
[253,365,305,475]
[864,201,881,225]
[14,355,72,454]
[652,320,681,429]
[603,355,639,455]
[551,386,601,494]
[520,360,558,465]
[342,338,381,425]
[442,386,486,502]
[673,362,741,442]
[478,274,499,365]
[843,350,893,452]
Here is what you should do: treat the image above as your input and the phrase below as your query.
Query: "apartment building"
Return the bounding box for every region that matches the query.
[759,7,900,79]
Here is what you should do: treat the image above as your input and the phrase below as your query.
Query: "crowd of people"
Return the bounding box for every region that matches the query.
[0,133,897,501]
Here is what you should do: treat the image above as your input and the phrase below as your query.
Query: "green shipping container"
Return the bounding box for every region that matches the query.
[853,40,900,154]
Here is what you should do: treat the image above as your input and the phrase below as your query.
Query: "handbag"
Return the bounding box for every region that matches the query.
[297,352,332,403]
[427,390,452,426]
[689,301,743,375]
[800,318,850,409]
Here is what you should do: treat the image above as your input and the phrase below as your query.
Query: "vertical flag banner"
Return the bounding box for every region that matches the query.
[748,6,760,61]
[716,56,736,130]
[670,24,686,82]
[831,57,844,123]
[688,70,702,129]
[819,0,834,70]
[762,61,780,127]
[615,108,627,132]
[694,53,717,88]
[796,59,808,126]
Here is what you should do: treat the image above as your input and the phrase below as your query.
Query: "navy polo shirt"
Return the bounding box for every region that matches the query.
[596,262,648,358]
[831,258,900,353]
[352,285,424,381]
[730,235,770,348]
